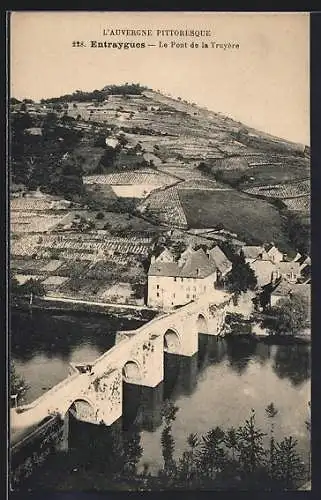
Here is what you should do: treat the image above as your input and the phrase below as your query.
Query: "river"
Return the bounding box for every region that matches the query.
[11,309,311,489]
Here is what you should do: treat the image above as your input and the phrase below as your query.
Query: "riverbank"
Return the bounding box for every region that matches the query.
[11,295,158,321]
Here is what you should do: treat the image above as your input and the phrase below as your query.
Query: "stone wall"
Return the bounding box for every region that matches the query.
[10,415,64,491]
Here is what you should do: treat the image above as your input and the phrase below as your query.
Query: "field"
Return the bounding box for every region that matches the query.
[139,187,188,228]
[179,189,291,249]
[282,196,310,212]
[242,179,310,198]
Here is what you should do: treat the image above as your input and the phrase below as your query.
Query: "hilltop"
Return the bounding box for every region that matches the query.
[10,84,310,309]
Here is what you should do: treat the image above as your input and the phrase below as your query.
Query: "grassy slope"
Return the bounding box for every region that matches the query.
[179,189,291,250]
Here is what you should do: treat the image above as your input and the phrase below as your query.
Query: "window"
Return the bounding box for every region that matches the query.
[186,294,190,299]
[181,278,184,282]
[157,284,160,289]
[157,292,160,297]
[174,277,177,282]
[173,293,176,298]
[193,294,196,299]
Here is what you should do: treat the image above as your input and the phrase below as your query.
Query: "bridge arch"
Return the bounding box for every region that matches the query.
[164,328,181,354]
[64,396,96,422]
[122,360,142,384]
[196,313,208,334]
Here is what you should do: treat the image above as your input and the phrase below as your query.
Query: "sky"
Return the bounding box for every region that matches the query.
[10,12,310,145]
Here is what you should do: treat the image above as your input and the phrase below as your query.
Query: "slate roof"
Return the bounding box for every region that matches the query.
[179,248,216,278]
[241,246,264,260]
[249,259,276,287]
[148,261,180,277]
[271,280,311,300]
[208,246,232,274]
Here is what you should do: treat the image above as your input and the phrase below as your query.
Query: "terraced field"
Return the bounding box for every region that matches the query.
[138,187,188,228]
[242,178,310,198]
[282,196,310,212]
[83,168,178,186]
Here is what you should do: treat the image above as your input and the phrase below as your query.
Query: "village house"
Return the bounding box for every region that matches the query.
[263,243,284,264]
[240,243,284,264]
[269,280,311,324]
[275,261,301,284]
[147,247,217,310]
[249,259,279,288]
[241,246,265,264]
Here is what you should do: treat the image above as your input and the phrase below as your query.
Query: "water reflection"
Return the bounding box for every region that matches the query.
[67,415,142,475]
[11,310,144,362]
[253,341,272,366]
[164,353,198,399]
[272,344,311,387]
[225,337,258,375]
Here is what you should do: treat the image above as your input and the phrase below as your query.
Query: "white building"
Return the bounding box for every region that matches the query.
[148,247,217,310]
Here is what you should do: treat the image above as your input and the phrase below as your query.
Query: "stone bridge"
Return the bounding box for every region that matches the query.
[11,289,234,439]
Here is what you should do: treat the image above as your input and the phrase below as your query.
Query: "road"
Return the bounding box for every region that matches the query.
[42,295,157,312]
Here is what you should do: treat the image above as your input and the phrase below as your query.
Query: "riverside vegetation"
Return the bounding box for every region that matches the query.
[17,398,310,492]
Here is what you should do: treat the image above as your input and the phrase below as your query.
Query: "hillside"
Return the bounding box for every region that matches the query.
[10,84,310,269]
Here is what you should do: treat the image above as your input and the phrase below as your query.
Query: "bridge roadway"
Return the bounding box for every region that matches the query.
[11,289,234,434]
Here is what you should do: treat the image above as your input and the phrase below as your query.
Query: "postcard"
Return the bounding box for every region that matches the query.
[9,11,311,492]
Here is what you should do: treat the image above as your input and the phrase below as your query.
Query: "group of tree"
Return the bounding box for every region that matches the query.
[150,401,308,490]
[40,83,148,104]
[10,110,84,198]
[11,273,45,298]
[225,250,257,295]
[286,211,310,256]
[261,293,309,336]
[48,400,308,492]
[10,361,29,402]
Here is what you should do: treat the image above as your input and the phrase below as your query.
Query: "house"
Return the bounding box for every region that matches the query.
[276,261,301,284]
[148,247,217,309]
[249,259,278,287]
[240,246,265,264]
[241,243,284,264]
[208,245,232,280]
[263,243,283,264]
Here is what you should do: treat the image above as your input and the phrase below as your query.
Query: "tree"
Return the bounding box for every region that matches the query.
[265,402,279,481]
[10,361,29,401]
[262,293,309,336]
[226,251,257,294]
[197,426,227,479]
[273,436,305,489]
[160,400,179,477]
[10,97,21,105]
[236,409,266,476]
[22,278,46,297]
